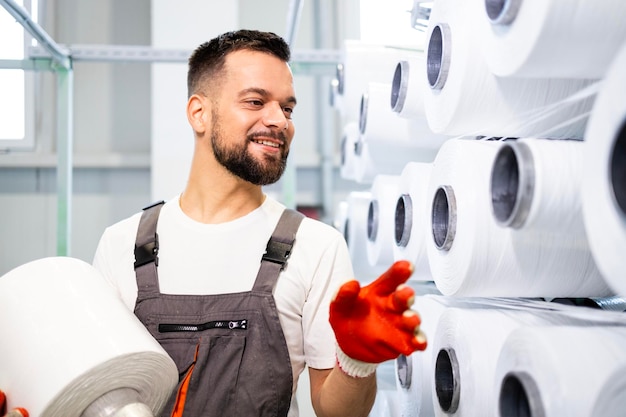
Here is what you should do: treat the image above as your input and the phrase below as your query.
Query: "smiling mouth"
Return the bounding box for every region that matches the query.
[251,138,281,148]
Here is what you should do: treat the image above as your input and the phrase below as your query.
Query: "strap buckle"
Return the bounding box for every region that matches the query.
[262,238,293,268]
[134,234,159,268]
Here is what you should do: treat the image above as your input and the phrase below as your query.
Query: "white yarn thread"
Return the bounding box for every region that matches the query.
[390,55,428,120]
[339,122,360,181]
[395,294,451,417]
[582,42,626,296]
[354,82,440,184]
[495,325,626,417]
[431,305,590,417]
[345,191,387,284]
[392,161,434,281]
[490,137,613,297]
[482,0,626,79]
[0,257,178,417]
[366,174,401,270]
[423,0,596,139]
[337,40,418,123]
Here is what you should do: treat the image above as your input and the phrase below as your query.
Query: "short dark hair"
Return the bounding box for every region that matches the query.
[187,29,291,97]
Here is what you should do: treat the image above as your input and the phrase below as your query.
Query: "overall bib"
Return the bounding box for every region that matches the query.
[132,201,304,417]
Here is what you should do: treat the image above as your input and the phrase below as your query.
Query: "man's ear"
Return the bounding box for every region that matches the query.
[187,94,209,134]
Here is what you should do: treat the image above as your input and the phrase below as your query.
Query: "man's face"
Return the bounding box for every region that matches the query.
[209,50,297,186]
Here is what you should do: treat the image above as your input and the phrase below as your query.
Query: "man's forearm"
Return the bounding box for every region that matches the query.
[310,365,377,417]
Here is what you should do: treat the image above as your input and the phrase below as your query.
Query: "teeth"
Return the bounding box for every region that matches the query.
[253,139,279,148]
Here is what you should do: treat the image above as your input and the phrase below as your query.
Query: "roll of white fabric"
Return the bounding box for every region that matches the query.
[481,0,626,79]
[582,42,626,296]
[392,161,434,281]
[395,294,451,417]
[0,257,178,417]
[366,175,402,270]
[495,325,626,417]
[345,191,387,284]
[489,137,613,297]
[423,0,596,139]
[431,306,584,417]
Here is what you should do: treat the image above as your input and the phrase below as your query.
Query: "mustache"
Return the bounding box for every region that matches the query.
[248,130,287,143]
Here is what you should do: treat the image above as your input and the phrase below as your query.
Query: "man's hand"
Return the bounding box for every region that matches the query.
[0,390,29,417]
[329,260,427,377]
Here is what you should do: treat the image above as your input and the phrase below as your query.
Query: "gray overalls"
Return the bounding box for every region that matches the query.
[132,201,304,417]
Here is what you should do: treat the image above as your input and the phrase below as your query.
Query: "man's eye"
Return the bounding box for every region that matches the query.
[249,100,263,106]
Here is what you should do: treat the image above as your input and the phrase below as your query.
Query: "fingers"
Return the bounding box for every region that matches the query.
[331,280,361,309]
[368,260,414,296]
[390,284,415,312]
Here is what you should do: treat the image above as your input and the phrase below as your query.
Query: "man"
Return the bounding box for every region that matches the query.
[93,29,426,417]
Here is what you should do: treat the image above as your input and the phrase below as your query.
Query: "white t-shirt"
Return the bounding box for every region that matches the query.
[92,194,354,415]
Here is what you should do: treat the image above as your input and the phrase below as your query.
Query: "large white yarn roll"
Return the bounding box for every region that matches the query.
[392,161,434,281]
[354,82,440,184]
[490,137,613,297]
[431,306,587,417]
[481,0,626,79]
[339,122,360,181]
[345,191,387,284]
[427,138,511,296]
[428,138,611,297]
[395,295,450,417]
[495,325,626,417]
[0,257,178,417]
[423,0,596,139]
[337,40,418,123]
[582,42,626,296]
[366,174,401,270]
[390,54,428,120]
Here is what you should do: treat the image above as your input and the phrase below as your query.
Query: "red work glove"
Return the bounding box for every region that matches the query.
[0,390,29,417]
[329,260,427,378]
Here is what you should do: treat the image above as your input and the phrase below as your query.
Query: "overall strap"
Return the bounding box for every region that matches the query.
[134,200,165,300]
[253,208,305,293]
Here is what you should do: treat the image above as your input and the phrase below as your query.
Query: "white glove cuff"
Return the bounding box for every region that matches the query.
[336,345,378,378]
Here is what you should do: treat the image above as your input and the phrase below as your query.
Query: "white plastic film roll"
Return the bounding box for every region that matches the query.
[431,306,583,417]
[481,0,626,79]
[339,122,360,181]
[582,42,626,296]
[392,161,434,281]
[395,295,451,417]
[366,174,401,269]
[490,137,613,297]
[495,325,626,417]
[345,191,387,284]
[0,257,178,417]
[337,40,419,123]
[423,0,596,139]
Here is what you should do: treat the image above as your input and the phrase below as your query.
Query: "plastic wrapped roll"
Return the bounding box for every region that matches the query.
[423,0,596,139]
[0,257,178,417]
[489,137,612,297]
[582,42,626,296]
[366,174,401,269]
[481,0,626,78]
[495,325,626,417]
[392,161,434,281]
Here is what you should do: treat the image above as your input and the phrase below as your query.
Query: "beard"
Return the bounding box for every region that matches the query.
[210,111,289,186]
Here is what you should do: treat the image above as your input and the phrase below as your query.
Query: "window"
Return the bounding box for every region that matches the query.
[0,0,36,150]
